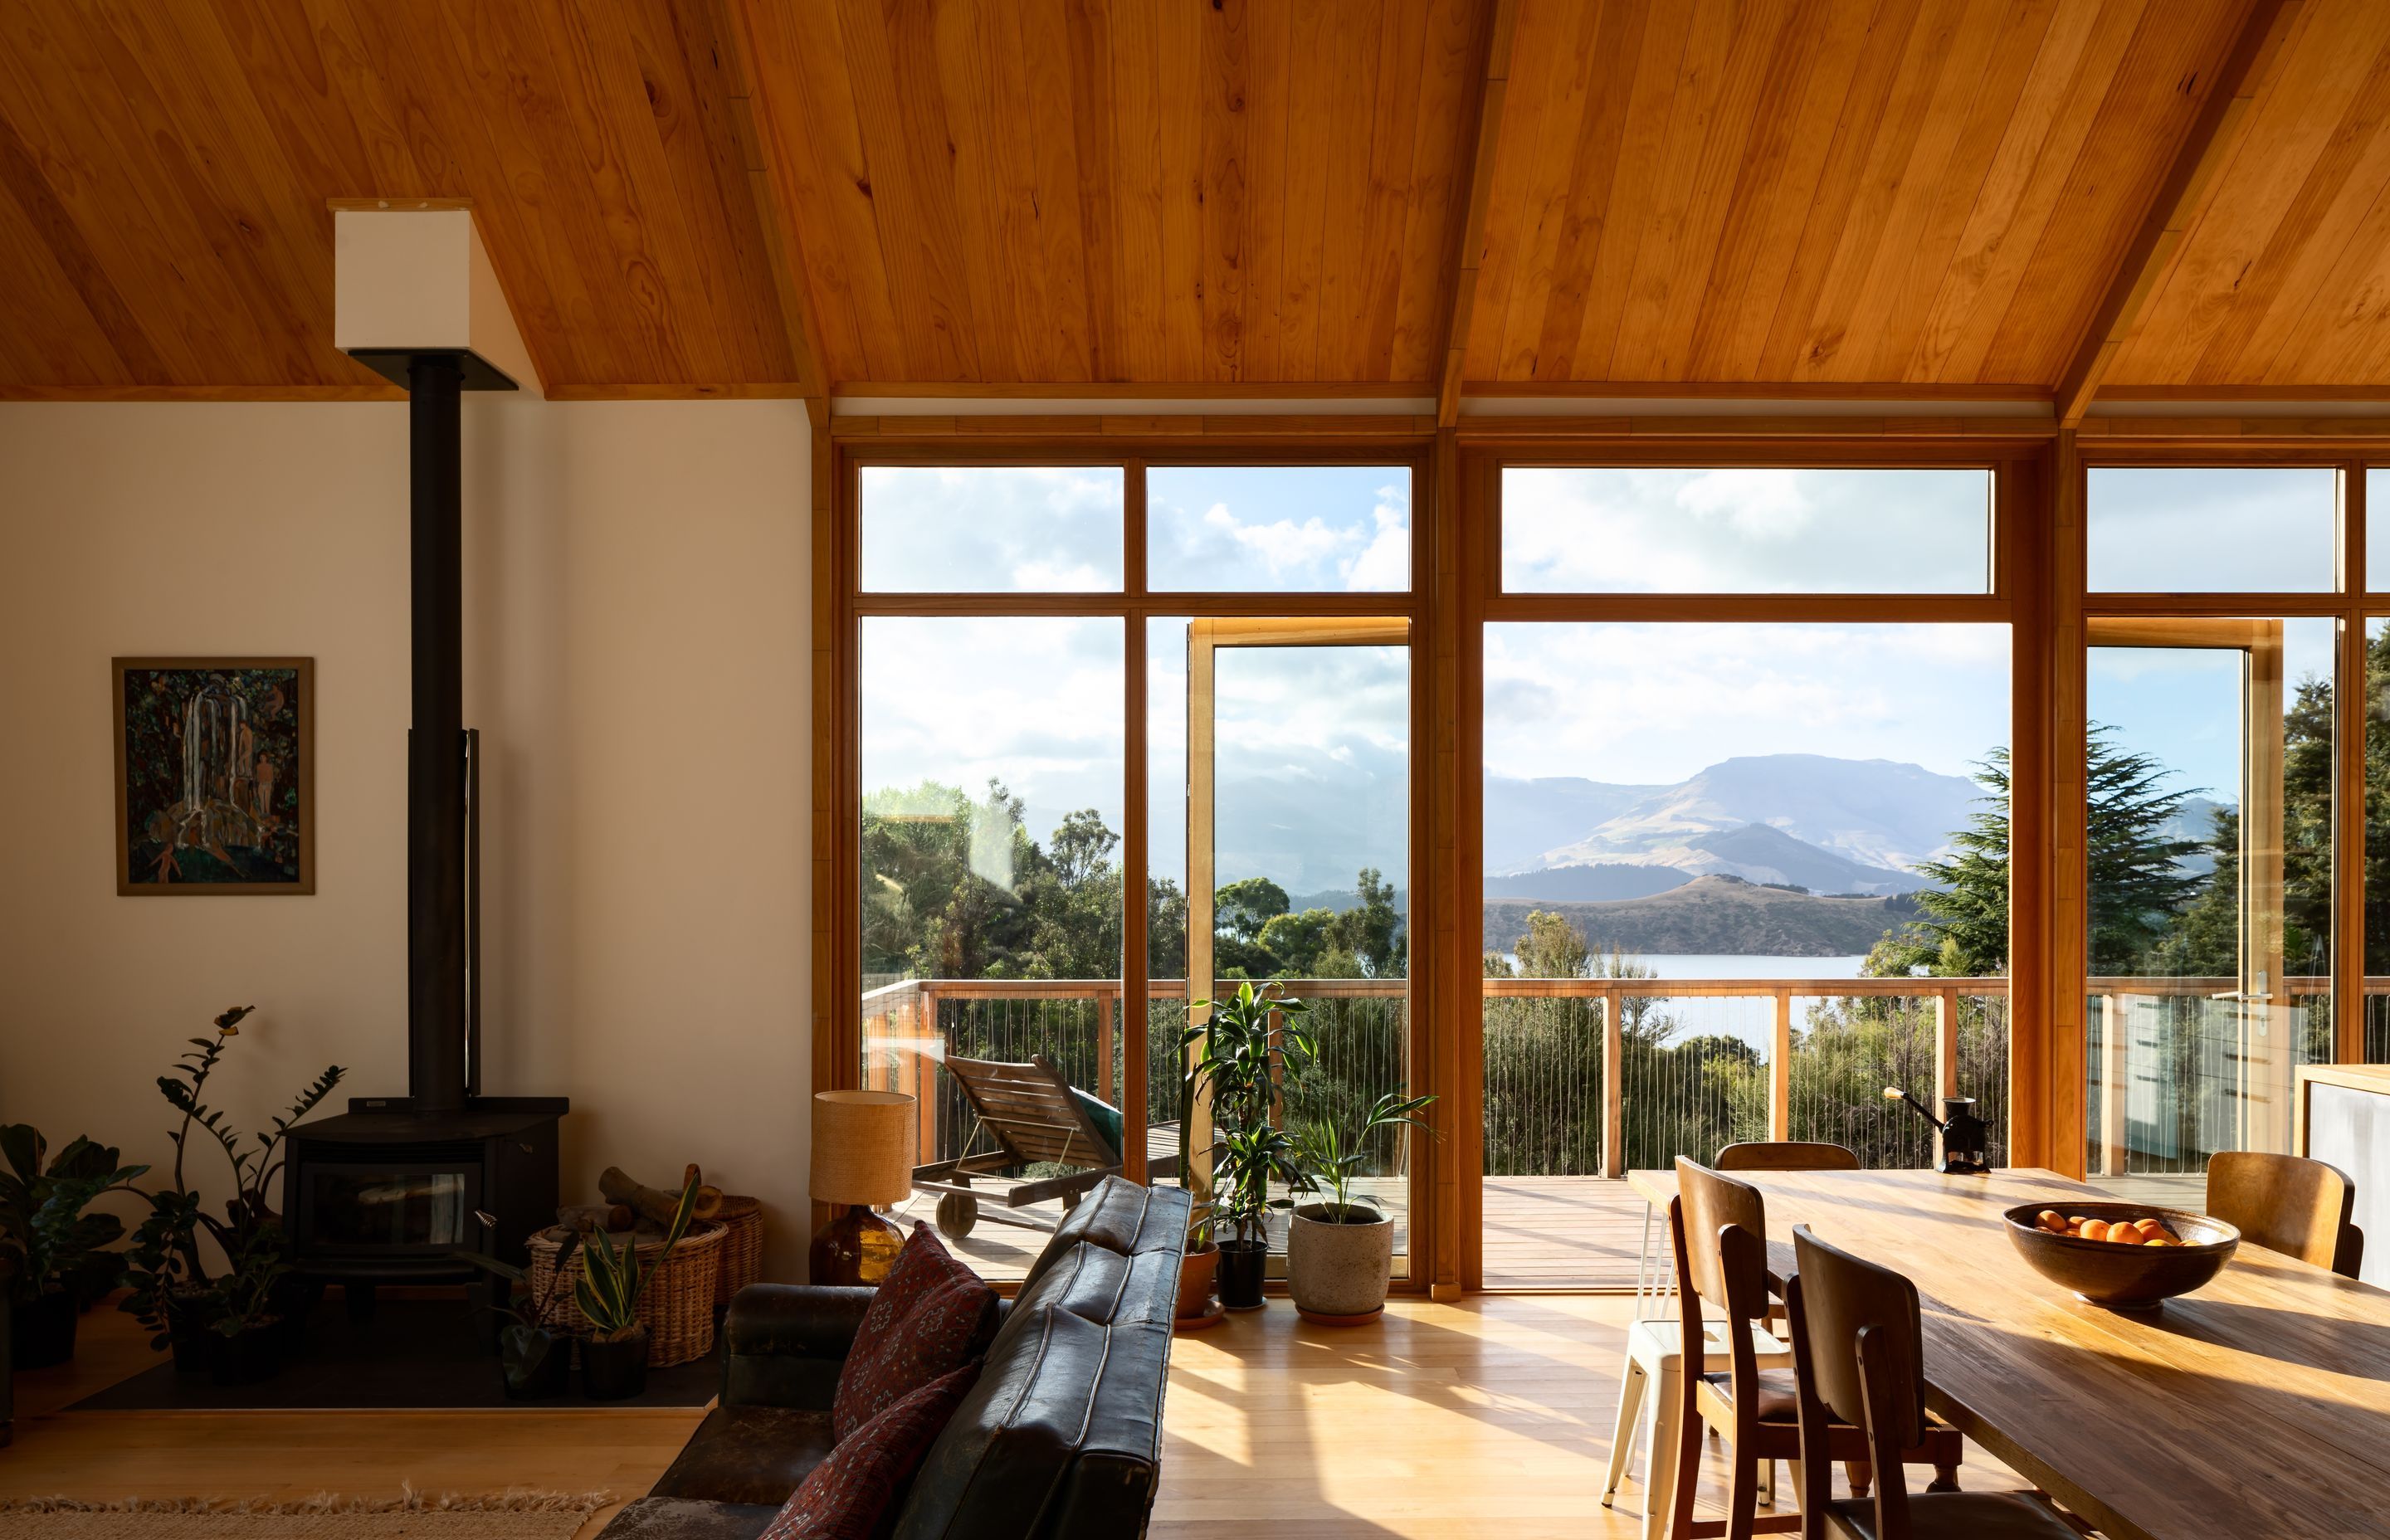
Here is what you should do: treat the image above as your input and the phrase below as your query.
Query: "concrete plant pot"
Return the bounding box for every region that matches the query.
[1287,1204,1394,1323]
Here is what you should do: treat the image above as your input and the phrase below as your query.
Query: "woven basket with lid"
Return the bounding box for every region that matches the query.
[526,1218,725,1367]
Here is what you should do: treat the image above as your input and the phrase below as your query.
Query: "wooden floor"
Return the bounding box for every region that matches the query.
[2,1293,2031,1539]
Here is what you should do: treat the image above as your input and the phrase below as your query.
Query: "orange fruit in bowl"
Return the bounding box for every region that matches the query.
[2036,1210,2067,1234]
[2080,1220,2110,1242]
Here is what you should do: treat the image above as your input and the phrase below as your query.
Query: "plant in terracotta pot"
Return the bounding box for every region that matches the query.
[1173,1202,1219,1325]
[1182,982,1315,1312]
[1284,1090,1435,1323]
[575,1174,700,1401]
[0,1127,148,1369]
[455,1214,582,1400]
[119,1006,344,1382]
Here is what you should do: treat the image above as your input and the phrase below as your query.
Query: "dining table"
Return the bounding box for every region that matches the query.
[1627,1164,2390,1540]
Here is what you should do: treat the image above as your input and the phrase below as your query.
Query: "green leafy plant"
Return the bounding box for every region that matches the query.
[574,1175,700,1340]
[1289,1091,1435,1224]
[0,1127,148,1307]
[120,1006,345,1346]
[455,1211,583,1389]
[1181,982,1317,1250]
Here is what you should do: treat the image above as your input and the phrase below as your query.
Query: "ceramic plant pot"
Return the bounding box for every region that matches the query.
[9,1289,77,1370]
[1217,1239,1269,1312]
[210,1320,285,1386]
[1175,1243,1220,1319]
[502,1328,573,1401]
[1287,1204,1394,1323]
[165,1290,225,1375]
[583,1326,651,1401]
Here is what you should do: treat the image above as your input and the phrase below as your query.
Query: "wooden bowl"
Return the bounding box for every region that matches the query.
[2001,1201,2238,1311]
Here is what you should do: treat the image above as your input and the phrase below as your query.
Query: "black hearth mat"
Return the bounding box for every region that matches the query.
[72,1298,722,1411]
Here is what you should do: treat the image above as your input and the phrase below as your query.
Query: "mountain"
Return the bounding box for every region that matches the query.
[1489,754,1988,898]
[1483,775,1665,875]
[1483,865,1690,902]
[1484,876,1924,958]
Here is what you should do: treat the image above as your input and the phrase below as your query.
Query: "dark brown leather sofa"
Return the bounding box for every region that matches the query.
[600,1177,1192,1540]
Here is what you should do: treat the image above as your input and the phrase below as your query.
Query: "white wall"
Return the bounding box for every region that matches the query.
[0,397,813,1274]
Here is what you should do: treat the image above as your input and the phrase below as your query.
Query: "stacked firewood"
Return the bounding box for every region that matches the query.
[554,1162,724,1235]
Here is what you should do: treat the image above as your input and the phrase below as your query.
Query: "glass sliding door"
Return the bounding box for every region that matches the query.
[1171,619,1414,1277]
[2083,618,2338,1192]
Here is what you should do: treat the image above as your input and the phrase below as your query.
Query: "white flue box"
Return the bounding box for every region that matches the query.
[333,207,540,396]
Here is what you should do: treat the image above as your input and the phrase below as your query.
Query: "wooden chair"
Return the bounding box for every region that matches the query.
[1786,1225,2076,1540]
[2207,1151,2364,1279]
[1717,1142,1861,1173]
[1666,1160,1963,1540]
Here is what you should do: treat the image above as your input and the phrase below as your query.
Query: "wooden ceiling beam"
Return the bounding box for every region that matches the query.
[714,0,832,427]
[1434,0,1520,427]
[2054,0,2304,425]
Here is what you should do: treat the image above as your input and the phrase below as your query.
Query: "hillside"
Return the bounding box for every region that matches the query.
[1483,875,1924,958]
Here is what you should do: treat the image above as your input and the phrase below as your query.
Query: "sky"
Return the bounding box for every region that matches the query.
[858,464,2341,898]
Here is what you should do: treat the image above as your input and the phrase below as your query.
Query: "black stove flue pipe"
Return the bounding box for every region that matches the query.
[407,353,470,1115]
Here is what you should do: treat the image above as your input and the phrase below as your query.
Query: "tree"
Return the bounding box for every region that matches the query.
[1867,730,2203,979]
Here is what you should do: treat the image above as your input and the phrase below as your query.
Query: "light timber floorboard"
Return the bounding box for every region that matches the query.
[2,1290,2028,1538]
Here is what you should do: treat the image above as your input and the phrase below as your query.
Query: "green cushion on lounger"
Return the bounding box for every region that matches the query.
[1068,1086,1124,1162]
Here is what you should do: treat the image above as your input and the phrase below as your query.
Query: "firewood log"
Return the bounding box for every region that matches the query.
[599,1165,725,1226]
[557,1203,633,1233]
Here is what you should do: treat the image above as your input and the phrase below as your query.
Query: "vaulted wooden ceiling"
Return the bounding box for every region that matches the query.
[2,0,2388,405]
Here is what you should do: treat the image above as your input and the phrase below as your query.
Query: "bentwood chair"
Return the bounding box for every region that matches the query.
[1716,1142,1861,1173]
[2207,1151,2364,1279]
[1666,1162,1963,1540]
[1785,1226,2076,1540]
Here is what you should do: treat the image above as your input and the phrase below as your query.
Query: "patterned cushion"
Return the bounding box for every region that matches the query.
[759,1363,980,1540]
[832,1223,998,1441]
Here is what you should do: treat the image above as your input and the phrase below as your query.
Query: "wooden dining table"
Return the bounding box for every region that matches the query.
[1627,1164,2390,1540]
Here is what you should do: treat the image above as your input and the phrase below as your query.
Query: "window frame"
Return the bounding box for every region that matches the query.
[827,438,1436,1290]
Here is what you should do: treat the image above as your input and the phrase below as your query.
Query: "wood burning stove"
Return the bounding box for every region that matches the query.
[284,352,565,1293]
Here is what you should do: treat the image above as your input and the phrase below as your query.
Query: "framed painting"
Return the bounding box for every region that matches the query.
[115,658,315,895]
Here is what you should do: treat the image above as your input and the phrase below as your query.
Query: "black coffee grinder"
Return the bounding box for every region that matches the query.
[1884,1085,1992,1175]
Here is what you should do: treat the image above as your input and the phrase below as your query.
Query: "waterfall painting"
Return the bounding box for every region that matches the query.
[114,658,314,894]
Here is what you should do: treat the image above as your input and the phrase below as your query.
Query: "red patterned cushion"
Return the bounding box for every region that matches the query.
[760,1362,979,1540]
[832,1222,997,1440]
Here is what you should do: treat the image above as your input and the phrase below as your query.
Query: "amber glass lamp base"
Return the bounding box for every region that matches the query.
[809,1206,905,1285]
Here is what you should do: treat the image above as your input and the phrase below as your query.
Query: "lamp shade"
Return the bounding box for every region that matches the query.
[810,1089,916,1207]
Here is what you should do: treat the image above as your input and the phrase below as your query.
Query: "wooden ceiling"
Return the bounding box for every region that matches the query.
[2,0,2388,405]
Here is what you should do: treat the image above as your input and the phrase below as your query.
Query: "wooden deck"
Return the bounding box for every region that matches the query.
[900,1172,2217,1292]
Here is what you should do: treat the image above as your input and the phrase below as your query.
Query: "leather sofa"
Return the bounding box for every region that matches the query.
[601,1177,1192,1540]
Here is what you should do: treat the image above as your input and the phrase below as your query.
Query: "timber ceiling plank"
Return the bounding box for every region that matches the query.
[0,0,800,395]
[2107,0,2390,390]
[739,0,1477,387]
[1462,0,2256,392]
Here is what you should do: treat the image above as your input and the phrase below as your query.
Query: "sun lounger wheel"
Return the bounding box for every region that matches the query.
[936,1192,978,1240]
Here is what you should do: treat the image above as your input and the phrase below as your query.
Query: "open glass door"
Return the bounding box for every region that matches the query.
[1156,617,1414,1279]
[2085,618,2338,1201]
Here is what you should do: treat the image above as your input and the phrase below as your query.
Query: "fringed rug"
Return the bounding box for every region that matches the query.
[0,1489,610,1538]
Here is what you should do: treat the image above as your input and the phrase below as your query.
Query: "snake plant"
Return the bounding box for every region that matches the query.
[574,1173,700,1340]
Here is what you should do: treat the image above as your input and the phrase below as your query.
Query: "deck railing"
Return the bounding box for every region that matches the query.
[859,973,2385,1182]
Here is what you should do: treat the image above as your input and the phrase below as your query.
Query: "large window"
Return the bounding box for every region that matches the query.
[851,458,1422,1284]
[1479,461,2013,1288]
[2084,465,2348,1201]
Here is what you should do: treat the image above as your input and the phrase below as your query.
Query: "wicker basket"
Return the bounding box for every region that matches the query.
[527,1218,725,1367]
[713,1196,764,1307]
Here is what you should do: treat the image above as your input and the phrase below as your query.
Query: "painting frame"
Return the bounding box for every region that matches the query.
[114,656,315,896]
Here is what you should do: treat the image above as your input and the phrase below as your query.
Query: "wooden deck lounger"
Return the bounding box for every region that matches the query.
[911,1053,1189,1237]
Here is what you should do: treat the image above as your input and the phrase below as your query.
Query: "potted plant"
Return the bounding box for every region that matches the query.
[1285,1090,1435,1323]
[455,1213,582,1400]
[1182,982,1316,1312]
[1174,1201,1218,1324]
[0,1127,148,1368]
[120,1006,344,1383]
[576,1174,700,1401]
